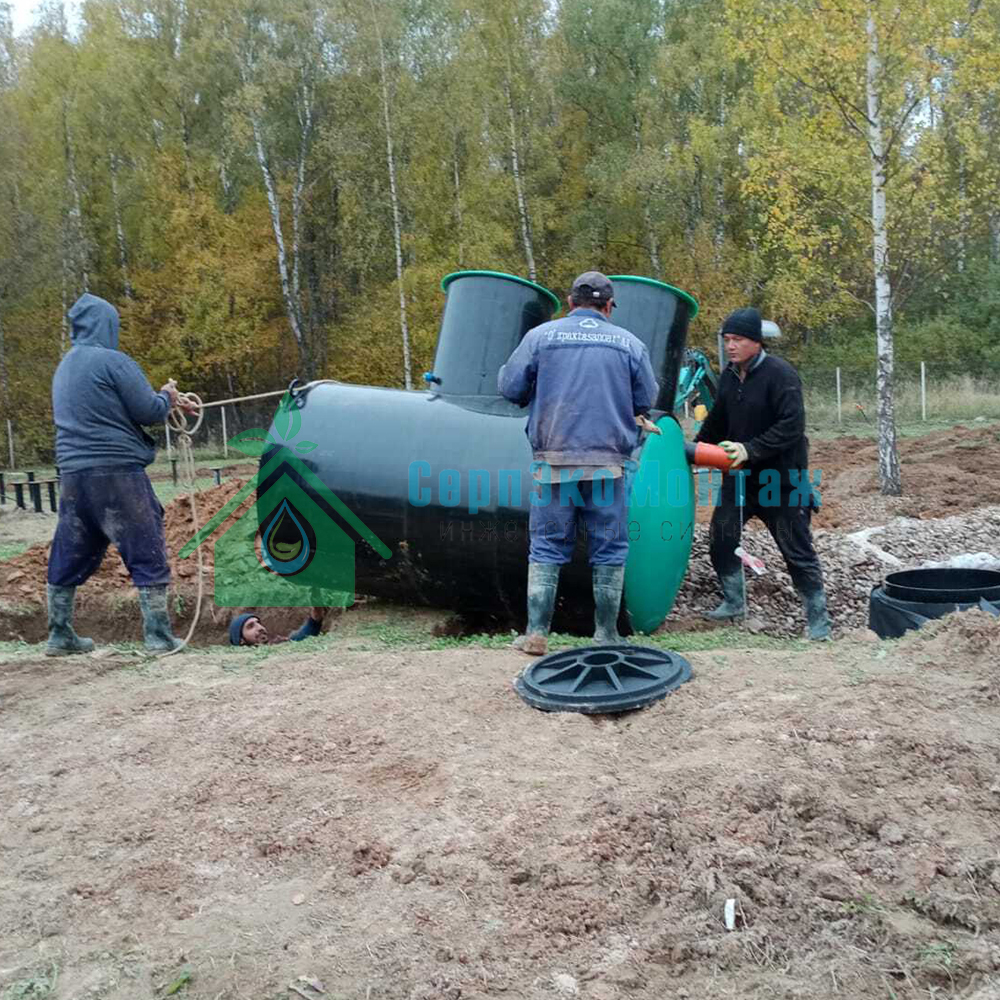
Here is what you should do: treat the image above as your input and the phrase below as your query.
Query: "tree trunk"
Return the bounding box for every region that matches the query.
[109,153,134,300]
[956,155,967,273]
[62,100,89,295]
[990,214,1000,264]
[714,83,727,264]
[60,248,70,354]
[633,114,660,273]
[452,142,465,270]
[291,78,313,322]
[250,112,308,373]
[634,117,660,274]
[504,76,536,282]
[0,299,11,420]
[866,7,901,496]
[370,0,412,390]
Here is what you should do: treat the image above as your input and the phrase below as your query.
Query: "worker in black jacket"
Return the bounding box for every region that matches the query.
[695,307,831,640]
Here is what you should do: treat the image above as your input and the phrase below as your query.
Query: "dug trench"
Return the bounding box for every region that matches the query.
[0,478,305,646]
[1,424,999,644]
[1,610,999,999]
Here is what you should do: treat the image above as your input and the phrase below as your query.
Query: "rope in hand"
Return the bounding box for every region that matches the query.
[156,377,337,656]
[163,381,205,657]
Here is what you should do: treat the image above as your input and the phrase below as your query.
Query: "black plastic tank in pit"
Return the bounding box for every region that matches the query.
[260,271,700,632]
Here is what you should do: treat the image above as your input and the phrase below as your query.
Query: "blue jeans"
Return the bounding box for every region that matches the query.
[528,476,629,566]
[48,467,171,588]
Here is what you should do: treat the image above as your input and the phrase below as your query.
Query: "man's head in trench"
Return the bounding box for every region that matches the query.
[230,613,268,646]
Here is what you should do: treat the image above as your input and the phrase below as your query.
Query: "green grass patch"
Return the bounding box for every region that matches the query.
[804,375,1000,439]
[0,541,32,561]
[151,477,229,506]
[1,966,58,1000]
[430,627,812,653]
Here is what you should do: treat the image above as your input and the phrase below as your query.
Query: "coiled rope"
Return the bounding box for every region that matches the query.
[163,385,205,656]
[161,378,338,655]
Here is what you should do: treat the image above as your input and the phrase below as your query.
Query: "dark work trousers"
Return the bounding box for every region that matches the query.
[47,466,171,588]
[709,494,824,594]
[529,476,629,566]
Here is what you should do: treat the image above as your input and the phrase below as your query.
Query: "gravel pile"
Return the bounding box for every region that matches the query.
[670,505,1000,638]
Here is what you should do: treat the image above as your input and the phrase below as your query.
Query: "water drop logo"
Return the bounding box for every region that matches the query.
[259,498,316,575]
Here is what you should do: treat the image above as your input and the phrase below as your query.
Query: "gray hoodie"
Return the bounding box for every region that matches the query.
[52,294,171,473]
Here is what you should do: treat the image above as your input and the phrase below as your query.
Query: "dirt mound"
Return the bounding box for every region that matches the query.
[900,607,1000,675]
[0,480,278,645]
[0,479,253,605]
[811,424,1000,529]
[692,424,1000,531]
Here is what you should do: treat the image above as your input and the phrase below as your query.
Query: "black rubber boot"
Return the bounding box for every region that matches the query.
[45,585,95,656]
[593,565,626,645]
[513,563,560,656]
[705,571,746,621]
[138,585,183,652]
[800,587,832,641]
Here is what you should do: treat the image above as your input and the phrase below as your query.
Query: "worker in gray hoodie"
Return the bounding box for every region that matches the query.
[46,293,195,655]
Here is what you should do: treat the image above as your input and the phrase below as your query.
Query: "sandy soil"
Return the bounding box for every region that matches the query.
[2,610,999,1000]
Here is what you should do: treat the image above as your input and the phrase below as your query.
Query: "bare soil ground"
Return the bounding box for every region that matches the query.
[2,610,999,1000]
[3,422,1000,999]
[810,424,1000,530]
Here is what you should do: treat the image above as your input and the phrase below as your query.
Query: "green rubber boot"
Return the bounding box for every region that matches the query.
[800,587,832,641]
[138,585,183,652]
[593,565,626,645]
[46,585,95,657]
[513,563,560,656]
[705,571,746,621]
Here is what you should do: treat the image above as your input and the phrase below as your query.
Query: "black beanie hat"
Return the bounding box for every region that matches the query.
[229,613,256,645]
[721,307,763,342]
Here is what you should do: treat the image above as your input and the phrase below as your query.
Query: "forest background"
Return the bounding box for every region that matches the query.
[1,0,999,464]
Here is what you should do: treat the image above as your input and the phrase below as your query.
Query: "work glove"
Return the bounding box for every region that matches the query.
[719,440,749,468]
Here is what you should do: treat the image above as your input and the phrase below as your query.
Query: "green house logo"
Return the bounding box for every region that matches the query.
[180,392,391,608]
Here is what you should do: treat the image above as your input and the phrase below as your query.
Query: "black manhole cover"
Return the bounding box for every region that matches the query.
[514,644,692,714]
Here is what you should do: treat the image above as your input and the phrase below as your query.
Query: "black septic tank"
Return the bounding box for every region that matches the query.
[609,275,699,412]
[430,270,560,395]
[261,271,700,633]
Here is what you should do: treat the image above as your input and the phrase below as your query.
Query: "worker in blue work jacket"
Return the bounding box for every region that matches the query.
[47,293,196,655]
[498,271,659,655]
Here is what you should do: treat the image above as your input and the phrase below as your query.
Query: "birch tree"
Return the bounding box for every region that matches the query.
[224,0,328,377]
[0,3,15,455]
[366,0,412,388]
[467,0,550,283]
[728,0,977,495]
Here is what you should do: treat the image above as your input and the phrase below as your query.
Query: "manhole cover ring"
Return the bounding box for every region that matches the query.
[514,644,693,714]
